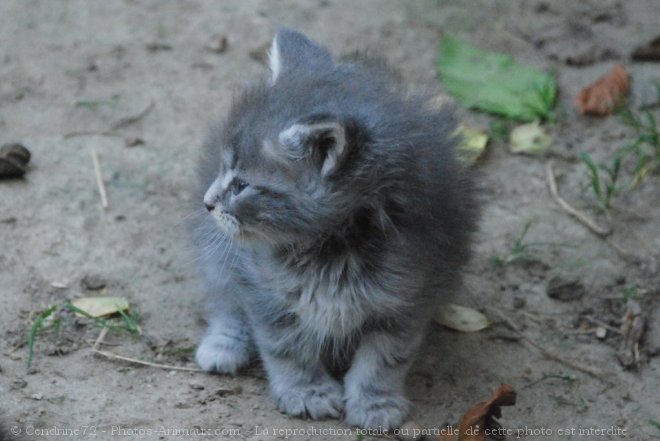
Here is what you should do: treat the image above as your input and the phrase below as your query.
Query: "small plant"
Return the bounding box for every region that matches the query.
[488,118,511,143]
[27,302,141,369]
[490,221,553,266]
[617,106,660,187]
[579,152,621,212]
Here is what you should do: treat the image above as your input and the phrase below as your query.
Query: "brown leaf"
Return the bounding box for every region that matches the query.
[436,384,517,441]
[574,64,629,116]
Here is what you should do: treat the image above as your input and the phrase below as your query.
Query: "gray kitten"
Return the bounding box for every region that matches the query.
[191,29,478,429]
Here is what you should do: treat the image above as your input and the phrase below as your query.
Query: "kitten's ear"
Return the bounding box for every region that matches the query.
[268,28,333,84]
[278,116,348,177]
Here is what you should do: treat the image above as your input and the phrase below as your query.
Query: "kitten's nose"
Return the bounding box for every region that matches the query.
[204,202,215,212]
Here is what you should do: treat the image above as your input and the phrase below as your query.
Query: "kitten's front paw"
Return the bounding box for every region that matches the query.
[344,392,410,430]
[274,379,344,420]
[195,333,250,375]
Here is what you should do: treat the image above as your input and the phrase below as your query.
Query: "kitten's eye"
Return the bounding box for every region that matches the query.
[231,178,249,195]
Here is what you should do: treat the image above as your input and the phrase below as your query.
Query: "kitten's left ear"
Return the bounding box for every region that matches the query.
[278,116,348,177]
[268,28,333,84]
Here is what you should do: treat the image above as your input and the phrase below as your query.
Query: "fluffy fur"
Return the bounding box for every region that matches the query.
[190,28,478,429]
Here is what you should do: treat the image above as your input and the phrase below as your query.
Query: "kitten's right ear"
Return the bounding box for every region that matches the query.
[278,116,348,177]
[268,28,333,84]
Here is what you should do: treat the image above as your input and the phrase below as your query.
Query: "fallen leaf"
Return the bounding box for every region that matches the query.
[455,126,489,165]
[71,297,129,318]
[457,384,517,441]
[435,304,491,333]
[437,37,556,121]
[574,64,629,116]
[434,385,517,441]
[509,121,552,154]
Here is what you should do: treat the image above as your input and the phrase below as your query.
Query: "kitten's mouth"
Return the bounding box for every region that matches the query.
[210,210,240,237]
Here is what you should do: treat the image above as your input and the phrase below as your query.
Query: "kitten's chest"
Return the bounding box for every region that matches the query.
[262,251,374,338]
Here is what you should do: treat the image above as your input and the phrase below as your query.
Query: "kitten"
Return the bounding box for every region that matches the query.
[191,28,478,429]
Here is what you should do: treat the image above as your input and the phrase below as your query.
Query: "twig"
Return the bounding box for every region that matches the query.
[90,149,108,209]
[90,346,204,372]
[63,131,122,139]
[545,161,611,237]
[111,101,154,130]
[488,307,606,379]
[93,327,109,350]
[582,316,622,335]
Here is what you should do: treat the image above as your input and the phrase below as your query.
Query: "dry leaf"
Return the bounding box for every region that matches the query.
[435,304,491,333]
[456,126,489,165]
[509,121,552,155]
[434,385,517,441]
[574,64,629,116]
[457,384,517,441]
[71,296,129,318]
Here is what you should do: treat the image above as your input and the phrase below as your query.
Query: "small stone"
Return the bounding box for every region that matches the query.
[547,276,585,302]
[31,393,44,400]
[146,42,172,52]
[249,42,270,63]
[595,327,607,339]
[189,383,204,390]
[205,34,228,53]
[397,421,424,441]
[51,281,68,289]
[80,274,106,291]
[11,378,27,390]
[125,137,144,147]
[513,296,526,309]
[0,142,31,178]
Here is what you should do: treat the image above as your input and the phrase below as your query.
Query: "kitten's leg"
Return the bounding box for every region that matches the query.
[343,324,425,430]
[260,351,344,420]
[250,309,342,420]
[196,308,252,375]
[196,280,253,374]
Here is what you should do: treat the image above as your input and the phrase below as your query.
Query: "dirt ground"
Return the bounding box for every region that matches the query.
[1,1,659,440]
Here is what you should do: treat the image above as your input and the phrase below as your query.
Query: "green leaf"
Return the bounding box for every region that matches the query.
[437,37,556,121]
[27,305,58,369]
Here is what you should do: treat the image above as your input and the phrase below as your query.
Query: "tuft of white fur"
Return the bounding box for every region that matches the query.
[268,35,281,85]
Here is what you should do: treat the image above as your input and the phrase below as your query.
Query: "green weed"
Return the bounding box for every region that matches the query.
[579,152,621,212]
[617,107,660,187]
[27,302,141,369]
[490,220,571,266]
[650,419,660,435]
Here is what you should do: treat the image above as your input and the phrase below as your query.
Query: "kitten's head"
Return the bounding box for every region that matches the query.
[202,29,375,244]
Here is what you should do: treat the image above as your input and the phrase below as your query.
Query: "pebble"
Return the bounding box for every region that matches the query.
[546,276,585,302]
[513,296,526,309]
[11,378,27,390]
[0,142,31,178]
[80,274,106,291]
[205,34,228,53]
